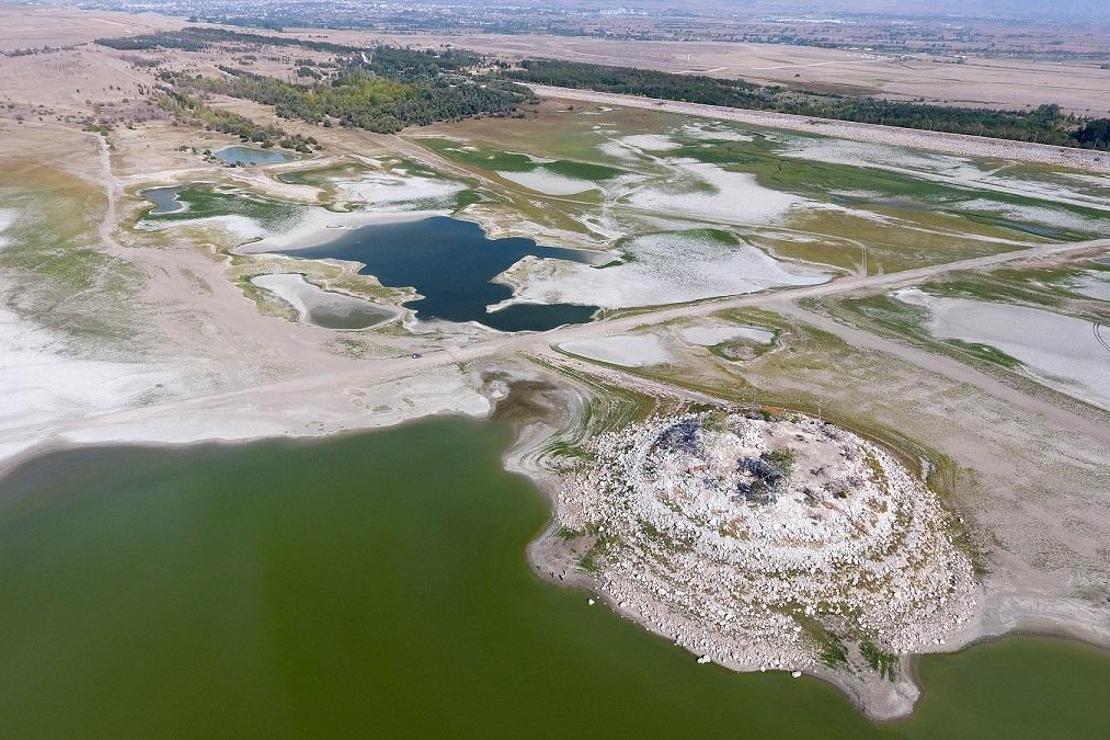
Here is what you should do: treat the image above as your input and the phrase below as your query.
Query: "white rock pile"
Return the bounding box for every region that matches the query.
[557,411,977,674]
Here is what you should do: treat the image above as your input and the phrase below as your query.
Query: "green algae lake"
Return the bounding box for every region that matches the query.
[1,418,1107,738]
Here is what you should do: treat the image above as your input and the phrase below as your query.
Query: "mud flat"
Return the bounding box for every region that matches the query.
[559,334,674,367]
[250,273,398,330]
[496,231,830,311]
[678,322,775,347]
[327,166,465,208]
[547,410,978,719]
[625,161,805,225]
[894,288,1110,409]
[496,167,599,196]
[1071,269,1110,301]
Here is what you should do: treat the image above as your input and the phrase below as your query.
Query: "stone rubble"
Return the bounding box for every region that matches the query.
[557,411,978,675]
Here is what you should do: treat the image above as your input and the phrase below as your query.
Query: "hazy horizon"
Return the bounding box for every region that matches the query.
[45,0,1110,19]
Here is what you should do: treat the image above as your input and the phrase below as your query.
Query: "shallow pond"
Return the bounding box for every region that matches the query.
[214,146,295,166]
[283,216,599,331]
[0,419,1108,737]
[251,273,396,330]
[140,185,187,215]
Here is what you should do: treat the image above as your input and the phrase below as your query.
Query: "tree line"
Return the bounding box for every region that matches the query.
[508,60,1110,150]
[155,89,320,153]
[96,27,358,54]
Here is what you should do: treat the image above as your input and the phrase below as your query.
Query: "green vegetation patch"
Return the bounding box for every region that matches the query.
[162,46,532,135]
[943,339,1023,369]
[143,184,304,230]
[420,139,536,172]
[669,135,1107,242]
[579,533,620,573]
[860,639,899,681]
[793,613,849,668]
[157,90,319,153]
[763,447,797,477]
[421,137,626,184]
[544,159,624,181]
[0,168,144,345]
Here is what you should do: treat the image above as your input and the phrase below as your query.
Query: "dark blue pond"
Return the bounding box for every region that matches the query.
[283,216,599,332]
[140,186,186,215]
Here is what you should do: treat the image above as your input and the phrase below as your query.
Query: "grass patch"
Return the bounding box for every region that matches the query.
[545,159,624,181]
[556,526,586,541]
[580,533,620,573]
[859,639,898,681]
[793,613,849,668]
[419,138,535,172]
[544,439,597,462]
[764,447,797,477]
[143,184,304,229]
[0,166,144,345]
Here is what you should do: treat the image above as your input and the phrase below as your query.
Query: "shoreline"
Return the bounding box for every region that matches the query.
[0,380,1108,723]
[494,377,1110,722]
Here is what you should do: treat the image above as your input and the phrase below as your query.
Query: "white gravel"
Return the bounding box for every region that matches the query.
[555,412,977,678]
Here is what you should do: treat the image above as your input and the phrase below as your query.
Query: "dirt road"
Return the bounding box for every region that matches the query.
[7,233,1104,455]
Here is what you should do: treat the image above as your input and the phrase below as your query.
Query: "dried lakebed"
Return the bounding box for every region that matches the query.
[498,230,830,312]
[894,288,1110,410]
[551,411,977,718]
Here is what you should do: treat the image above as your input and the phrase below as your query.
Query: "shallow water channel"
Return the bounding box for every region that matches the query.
[283,216,599,332]
[1,418,1108,737]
